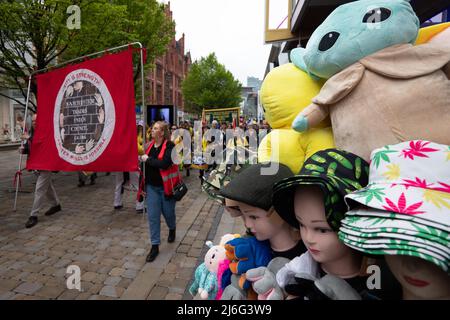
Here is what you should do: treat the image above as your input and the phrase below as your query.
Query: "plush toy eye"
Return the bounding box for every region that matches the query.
[211,254,215,259]
[318,32,340,51]
[362,8,391,23]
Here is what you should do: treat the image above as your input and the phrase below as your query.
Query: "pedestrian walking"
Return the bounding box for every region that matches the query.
[140,121,177,262]
[20,114,62,229]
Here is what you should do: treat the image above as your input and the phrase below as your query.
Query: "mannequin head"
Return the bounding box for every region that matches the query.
[225,198,298,251]
[385,255,450,300]
[220,162,298,250]
[238,203,288,241]
[224,198,254,236]
[294,185,361,277]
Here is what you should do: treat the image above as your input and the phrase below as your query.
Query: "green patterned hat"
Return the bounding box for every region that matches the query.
[201,144,256,204]
[339,140,450,273]
[273,149,369,230]
[201,163,250,205]
[339,209,449,273]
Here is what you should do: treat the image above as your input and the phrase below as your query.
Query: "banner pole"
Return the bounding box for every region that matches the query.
[13,75,33,211]
[138,42,146,147]
[137,42,147,218]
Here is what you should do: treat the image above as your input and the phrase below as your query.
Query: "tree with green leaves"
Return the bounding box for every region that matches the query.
[0,0,175,111]
[181,53,242,114]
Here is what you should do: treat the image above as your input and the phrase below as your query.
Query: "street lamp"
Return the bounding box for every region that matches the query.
[264,0,296,43]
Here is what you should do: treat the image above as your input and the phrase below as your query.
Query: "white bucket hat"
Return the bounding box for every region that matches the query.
[339,140,450,273]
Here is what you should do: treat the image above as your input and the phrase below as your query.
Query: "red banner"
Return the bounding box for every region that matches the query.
[27,49,138,172]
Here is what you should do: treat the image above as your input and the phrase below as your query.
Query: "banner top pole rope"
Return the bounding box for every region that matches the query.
[29,42,143,77]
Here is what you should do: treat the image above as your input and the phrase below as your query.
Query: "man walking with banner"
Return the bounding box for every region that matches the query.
[22,47,139,227]
[20,114,61,228]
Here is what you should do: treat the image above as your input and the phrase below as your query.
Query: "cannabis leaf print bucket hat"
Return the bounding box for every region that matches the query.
[340,141,450,273]
[345,140,450,230]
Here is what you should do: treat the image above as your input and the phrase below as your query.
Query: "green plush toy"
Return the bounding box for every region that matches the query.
[291,0,419,80]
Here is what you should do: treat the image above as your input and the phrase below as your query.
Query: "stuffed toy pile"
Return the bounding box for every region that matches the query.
[189,234,240,300]
[289,0,450,161]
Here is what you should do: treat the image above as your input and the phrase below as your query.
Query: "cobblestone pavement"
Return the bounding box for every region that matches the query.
[0,149,244,300]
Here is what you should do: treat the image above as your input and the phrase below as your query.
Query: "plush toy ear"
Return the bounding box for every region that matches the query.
[205,241,213,249]
[290,47,308,72]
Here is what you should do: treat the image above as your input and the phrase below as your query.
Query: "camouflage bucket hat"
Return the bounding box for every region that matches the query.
[201,162,250,205]
[273,149,370,230]
[201,144,257,204]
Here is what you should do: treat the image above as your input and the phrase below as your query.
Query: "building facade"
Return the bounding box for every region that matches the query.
[247,76,262,91]
[0,46,35,144]
[0,89,29,144]
[241,76,263,121]
[146,3,191,124]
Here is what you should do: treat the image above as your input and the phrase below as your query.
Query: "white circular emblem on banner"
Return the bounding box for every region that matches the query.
[54,69,115,165]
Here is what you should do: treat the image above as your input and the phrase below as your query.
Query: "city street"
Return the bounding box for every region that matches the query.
[1,0,449,307]
[0,148,244,300]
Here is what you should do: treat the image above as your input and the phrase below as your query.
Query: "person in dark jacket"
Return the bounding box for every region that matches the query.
[140,121,176,262]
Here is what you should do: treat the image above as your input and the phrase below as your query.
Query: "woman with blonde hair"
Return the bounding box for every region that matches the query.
[140,121,177,262]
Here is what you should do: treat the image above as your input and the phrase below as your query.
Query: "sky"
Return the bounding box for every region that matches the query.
[158,0,273,86]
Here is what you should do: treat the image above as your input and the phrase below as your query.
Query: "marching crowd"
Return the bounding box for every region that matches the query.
[19,115,269,264]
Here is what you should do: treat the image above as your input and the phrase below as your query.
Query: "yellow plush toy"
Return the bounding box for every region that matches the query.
[258,63,334,174]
